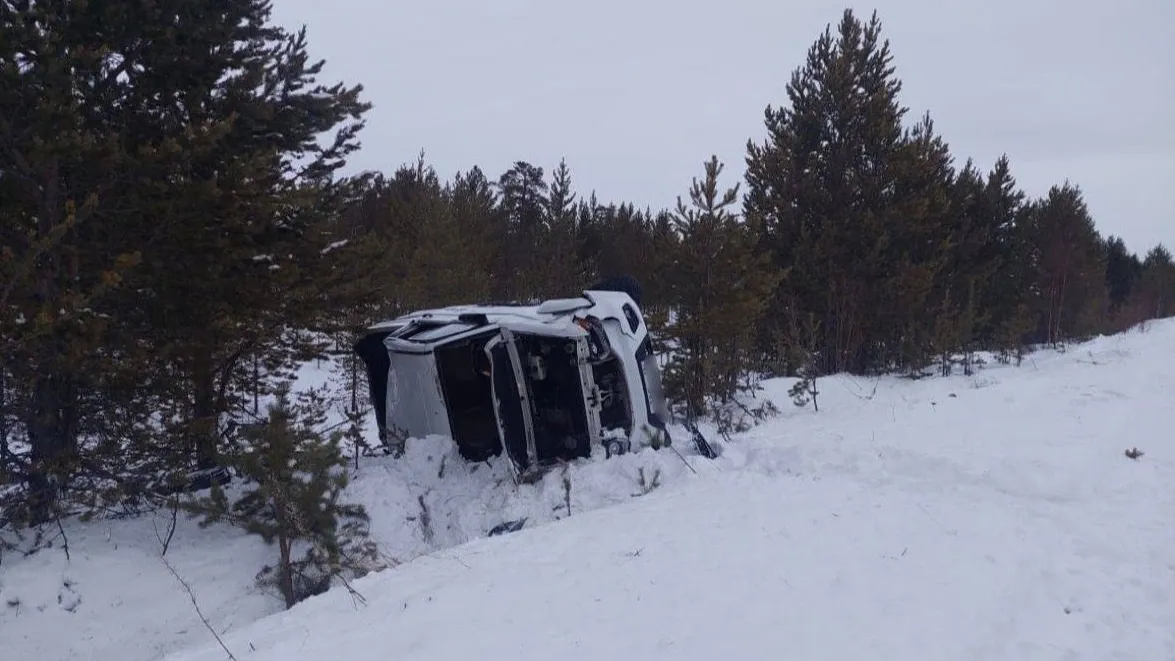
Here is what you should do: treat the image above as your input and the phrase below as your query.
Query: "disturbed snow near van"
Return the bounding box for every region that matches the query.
[2,319,1173,661]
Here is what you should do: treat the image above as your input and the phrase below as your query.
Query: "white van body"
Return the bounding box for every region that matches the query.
[354,284,672,479]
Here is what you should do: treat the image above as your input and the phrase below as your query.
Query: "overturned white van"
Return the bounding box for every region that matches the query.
[353,278,674,480]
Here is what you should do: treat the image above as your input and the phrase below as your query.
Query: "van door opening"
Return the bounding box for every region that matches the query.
[433,331,503,461]
[353,328,398,446]
[489,329,600,474]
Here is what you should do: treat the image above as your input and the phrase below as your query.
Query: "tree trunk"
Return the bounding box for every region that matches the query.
[278,533,296,608]
[1,369,9,469]
[253,354,260,416]
[191,355,219,471]
[25,156,81,526]
[25,366,79,526]
[1055,270,1069,344]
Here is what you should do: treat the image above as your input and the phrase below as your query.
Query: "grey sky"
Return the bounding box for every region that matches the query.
[272,0,1174,256]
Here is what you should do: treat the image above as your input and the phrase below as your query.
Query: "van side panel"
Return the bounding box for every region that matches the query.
[385,351,452,447]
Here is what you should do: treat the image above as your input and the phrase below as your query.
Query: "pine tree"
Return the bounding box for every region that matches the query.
[786,311,823,410]
[540,158,589,298]
[976,155,1032,350]
[185,385,380,608]
[745,8,935,374]
[664,156,780,418]
[1028,183,1109,345]
[1102,235,1145,328]
[1103,236,1141,309]
[884,112,956,373]
[1137,244,1175,320]
[642,210,681,326]
[403,162,502,308]
[937,158,989,371]
[497,161,550,300]
[0,0,159,523]
[449,165,508,301]
[323,171,418,334]
[2,0,372,525]
[113,0,371,476]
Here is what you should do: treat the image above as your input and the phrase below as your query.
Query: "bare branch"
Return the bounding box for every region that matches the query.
[152,497,179,556]
[669,445,698,475]
[161,557,238,661]
[54,514,70,563]
[334,572,368,609]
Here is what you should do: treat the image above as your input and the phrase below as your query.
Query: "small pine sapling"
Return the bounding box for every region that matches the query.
[788,369,819,410]
[711,380,781,441]
[786,311,822,411]
[184,385,381,608]
[342,406,369,470]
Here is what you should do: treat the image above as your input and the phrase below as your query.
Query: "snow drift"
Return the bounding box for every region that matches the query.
[2,319,1172,661]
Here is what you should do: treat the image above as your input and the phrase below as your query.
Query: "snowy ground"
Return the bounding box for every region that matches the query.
[2,319,1172,661]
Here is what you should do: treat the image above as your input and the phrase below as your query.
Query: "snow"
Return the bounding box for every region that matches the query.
[320,239,349,254]
[2,319,1174,661]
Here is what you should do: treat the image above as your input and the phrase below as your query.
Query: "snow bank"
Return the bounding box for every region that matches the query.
[165,463,1173,661]
[0,510,275,661]
[0,356,710,661]
[2,319,1173,661]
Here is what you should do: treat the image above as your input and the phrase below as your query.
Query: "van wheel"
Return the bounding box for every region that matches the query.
[604,439,626,458]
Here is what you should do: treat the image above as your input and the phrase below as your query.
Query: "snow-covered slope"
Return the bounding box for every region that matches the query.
[3,320,1173,661]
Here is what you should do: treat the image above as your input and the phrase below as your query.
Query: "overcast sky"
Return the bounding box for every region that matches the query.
[271,0,1174,256]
